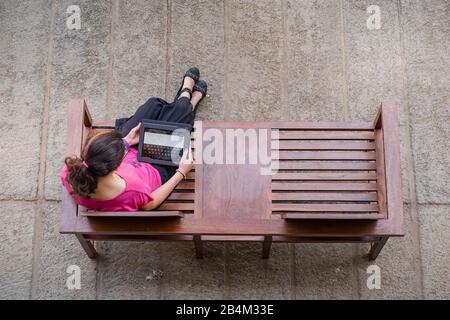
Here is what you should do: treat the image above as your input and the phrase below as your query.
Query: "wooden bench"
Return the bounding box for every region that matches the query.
[60,99,403,260]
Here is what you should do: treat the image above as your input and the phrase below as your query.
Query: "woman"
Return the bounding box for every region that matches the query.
[60,67,207,211]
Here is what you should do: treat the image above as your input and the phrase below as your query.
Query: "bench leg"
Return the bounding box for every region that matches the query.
[262,236,272,259]
[368,236,388,260]
[76,233,97,259]
[193,235,203,259]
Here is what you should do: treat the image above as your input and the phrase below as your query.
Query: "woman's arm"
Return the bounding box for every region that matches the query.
[141,145,194,211]
[123,123,141,146]
[141,171,184,211]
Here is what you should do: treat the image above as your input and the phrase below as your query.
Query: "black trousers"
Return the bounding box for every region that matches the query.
[115,96,195,183]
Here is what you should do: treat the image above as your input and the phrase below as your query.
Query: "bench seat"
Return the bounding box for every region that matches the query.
[271,122,386,220]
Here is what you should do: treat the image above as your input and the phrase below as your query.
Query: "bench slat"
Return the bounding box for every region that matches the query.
[167,192,195,201]
[272,122,374,130]
[277,140,375,150]
[272,182,378,191]
[273,172,377,181]
[80,210,184,218]
[274,161,377,171]
[185,172,195,180]
[158,202,195,211]
[277,130,374,140]
[175,181,195,190]
[278,151,376,160]
[272,192,378,202]
[281,213,384,220]
[272,203,379,212]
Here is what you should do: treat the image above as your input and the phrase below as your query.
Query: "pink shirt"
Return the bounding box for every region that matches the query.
[60,148,162,211]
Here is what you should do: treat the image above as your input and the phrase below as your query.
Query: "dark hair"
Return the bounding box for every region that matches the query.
[64,130,125,198]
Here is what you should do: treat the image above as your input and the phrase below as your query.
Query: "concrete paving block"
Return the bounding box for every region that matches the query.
[401,0,450,204]
[96,241,161,299]
[286,0,345,121]
[227,0,283,121]
[0,201,36,299]
[295,243,355,299]
[411,118,450,204]
[344,1,412,202]
[168,0,225,120]
[159,242,225,299]
[344,0,404,121]
[0,0,50,200]
[419,205,450,299]
[227,243,292,299]
[35,201,96,299]
[357,204,422,299]
[44,0,113,200]
[109,0,167,120]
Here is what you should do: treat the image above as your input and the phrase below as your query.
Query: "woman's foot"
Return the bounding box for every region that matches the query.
[179,77,194,100]
[191,80,207,110]
[190,91,203,110]
[175,67,200,101]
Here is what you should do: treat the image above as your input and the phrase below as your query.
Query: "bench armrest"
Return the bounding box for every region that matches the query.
[373,102,403,235]
[60,99,92,233]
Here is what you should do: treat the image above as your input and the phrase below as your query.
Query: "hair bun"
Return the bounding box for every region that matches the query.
[64,155,97,198]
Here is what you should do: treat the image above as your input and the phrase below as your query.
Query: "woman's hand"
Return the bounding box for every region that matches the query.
[177,143,194,176]
[124,123,141,146]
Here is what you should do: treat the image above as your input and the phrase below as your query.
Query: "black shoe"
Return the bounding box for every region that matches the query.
[193,80,207,104]
[174,67,200,101]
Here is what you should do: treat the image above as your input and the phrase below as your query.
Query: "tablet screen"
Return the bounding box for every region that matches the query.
[138,120,192,166]
[144,129,185,148]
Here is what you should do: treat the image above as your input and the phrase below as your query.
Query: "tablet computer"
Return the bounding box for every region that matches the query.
[137,120,192,167]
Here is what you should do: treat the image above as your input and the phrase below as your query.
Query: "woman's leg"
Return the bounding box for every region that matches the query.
[190,91,203,111]
[156,76,196,125]
[152,96,193,184]
[179,76,195,100]
[153,77,196,183]
[157,97,195,125]
[116,97,166,136]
